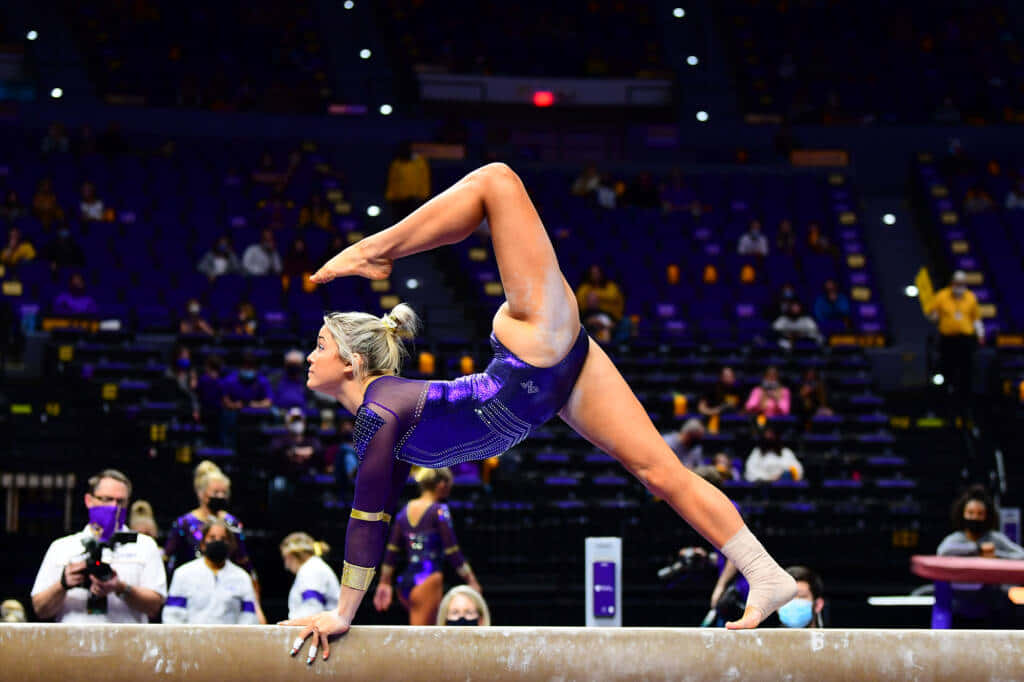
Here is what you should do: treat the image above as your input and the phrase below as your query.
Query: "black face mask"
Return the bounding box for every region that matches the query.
[445,617,479,626]
[204,540,230,564]
[964,519,987,536]
[207,497,229,514]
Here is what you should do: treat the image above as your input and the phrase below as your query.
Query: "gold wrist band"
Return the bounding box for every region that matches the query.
[342,562,376,591]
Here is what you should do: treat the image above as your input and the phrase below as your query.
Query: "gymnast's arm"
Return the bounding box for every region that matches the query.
[437,504,481,592]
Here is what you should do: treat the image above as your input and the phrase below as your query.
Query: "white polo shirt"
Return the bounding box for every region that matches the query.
[287,556,340,619]
[162,557,257,625]
[31,526,167,624]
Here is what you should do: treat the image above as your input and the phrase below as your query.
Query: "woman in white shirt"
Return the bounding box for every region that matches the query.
[744,429,804,483]
[280,532,340,619]
[162,519,258,625]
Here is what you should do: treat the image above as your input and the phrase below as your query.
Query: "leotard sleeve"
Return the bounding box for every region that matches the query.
[436,503,468,573]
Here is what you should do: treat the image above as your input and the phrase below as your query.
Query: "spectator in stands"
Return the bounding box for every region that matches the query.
[283,237,314,283]
[662,418,705,469]
[32,178,65,229]
[809,233,838,258]
[272,349,309,409]
[166,345,199,417]
[40,122,70,154]
[924,270,984,415]
[712,452,741,482]
[257,184,294,231]
[197,235,241,280]
[226,301,259,336]
[576,264,627,343]
[571,165,601,200]
[197,355,225,443]
[0,190,27,224]
[660,169,699,215]
[778,566,825,628]
[594,173,618,209]
[937,485,1024,627]
[299,194,332,230]
[271,407,324,475]
[76,125,97,158]
[162,519,258,625]
[744,428,803,483]
[771,282,798,320]
[281,532,340,619]
[43,226,85,270]
[625,172,659,208]
[698,366,742,417]
[795,368,832,422]
[179,298,215,336]
[1005,178,1024,211]
[222,351,272,410]
[813,280,851,331]
[775,219,796,256]
[964,187,994,214]
[79,181,105,222]
[53,272,98,315]
[128,500,159,541]
[1,599,26,622]
[31,469,166,623]
[745,367,791,417]
[436,585,491,626]
[806,222,823,250]
[329,417,359,502]
[252,152,286,186]
[774,301,823,349]
[385,141,431,220]
[1,227,36,268]
[242,228,283,276]
[738,220,769,257]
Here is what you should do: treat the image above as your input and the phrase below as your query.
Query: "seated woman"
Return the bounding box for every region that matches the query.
[744,429,803,483]
[745,367,790,417]
[162,519,258,625]
[575,264,628,344]
[937,485,1024,628]
[436,585,491,626]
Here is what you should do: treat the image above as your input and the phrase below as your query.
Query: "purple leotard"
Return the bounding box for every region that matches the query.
[381,502,467,601]
[343,327,590,572]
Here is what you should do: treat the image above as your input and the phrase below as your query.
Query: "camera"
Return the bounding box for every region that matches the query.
[80,532,137,614]
[657,548,718,581]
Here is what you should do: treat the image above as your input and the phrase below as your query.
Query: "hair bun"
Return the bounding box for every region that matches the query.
[387,303,421,340]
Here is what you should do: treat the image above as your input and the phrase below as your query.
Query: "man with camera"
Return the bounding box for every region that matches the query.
[31,469,166,622]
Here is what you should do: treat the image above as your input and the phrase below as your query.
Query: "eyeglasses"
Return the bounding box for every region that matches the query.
[91,494,128,507]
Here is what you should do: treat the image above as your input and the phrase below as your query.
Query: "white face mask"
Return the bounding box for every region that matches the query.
[287,421,305,436]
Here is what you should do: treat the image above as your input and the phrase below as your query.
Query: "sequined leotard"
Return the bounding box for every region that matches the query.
[342,327,590,582]
[381,502,468,601]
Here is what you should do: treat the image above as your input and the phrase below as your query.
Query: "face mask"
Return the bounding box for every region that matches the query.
[287,421,305,436]
[176,357,191,370]
[952,285,966,297]
[204,540,230,564]
[188,304,201,315]
[58,229,70,239]
[238,369,256,382]
[88,504,127,543]
[207,497,229,514]
[778,598,814,628]
[964,519,987,536]
[445,617,479,626]
[763,380,779,390]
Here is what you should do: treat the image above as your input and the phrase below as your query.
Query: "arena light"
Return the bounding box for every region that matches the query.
[532,90,555,107]
[50,87,63,99]
[367,205,381,217]
[867,596,935,607]
[406,278,420,290]
[696,110,709,122]
[905,285,919,297]
[344,0,355,8]
[932,374,945,386]
[26,30,38,41]
[673,7,686,18]
[360,48,371,60]
[379,103,393,115]
[687,55,699,66]
[883,213,896,225]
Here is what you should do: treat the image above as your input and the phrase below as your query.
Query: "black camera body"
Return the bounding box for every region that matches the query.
[80,532,138,614]
[657,548,718,581]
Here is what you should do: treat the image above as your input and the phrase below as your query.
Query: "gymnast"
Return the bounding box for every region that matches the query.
[281,163,796,664]
[372,467,482,625]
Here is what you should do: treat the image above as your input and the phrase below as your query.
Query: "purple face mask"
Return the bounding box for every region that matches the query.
[88,504,126,542]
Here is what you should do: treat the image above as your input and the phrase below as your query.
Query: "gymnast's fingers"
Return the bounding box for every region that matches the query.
[319,628,330,661]
[288,626,313,656]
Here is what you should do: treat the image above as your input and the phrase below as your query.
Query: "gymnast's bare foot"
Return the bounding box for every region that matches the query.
[311,240,393,284]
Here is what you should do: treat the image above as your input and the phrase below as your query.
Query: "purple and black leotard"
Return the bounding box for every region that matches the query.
[342,327,590,578]
[381,502,467,600]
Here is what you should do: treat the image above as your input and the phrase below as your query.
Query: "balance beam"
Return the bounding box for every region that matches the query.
[1,624,1021,681]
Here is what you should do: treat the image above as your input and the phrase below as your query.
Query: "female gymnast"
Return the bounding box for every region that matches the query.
[372,467,482,625]
[281,163,796,664]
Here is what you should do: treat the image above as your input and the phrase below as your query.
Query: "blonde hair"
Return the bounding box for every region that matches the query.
[193,460,231,497]
[322,303,420,380]
[129,500,158,535]
[280,531,331,560]
[413,466,452,493]
[436,585,491,626]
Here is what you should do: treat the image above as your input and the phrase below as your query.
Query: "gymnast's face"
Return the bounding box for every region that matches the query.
[307,325,354,397]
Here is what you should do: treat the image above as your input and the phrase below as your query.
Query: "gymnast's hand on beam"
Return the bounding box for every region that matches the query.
[280,611,351,664]
[310,241,393,284]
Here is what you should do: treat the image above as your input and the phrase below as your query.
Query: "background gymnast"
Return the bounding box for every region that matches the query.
[281,163,795,664]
